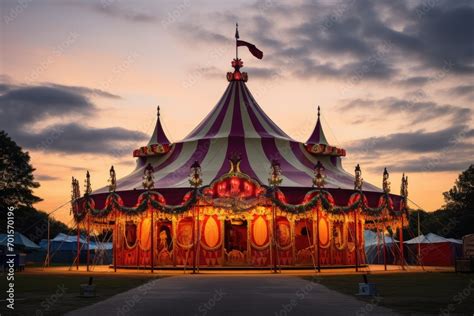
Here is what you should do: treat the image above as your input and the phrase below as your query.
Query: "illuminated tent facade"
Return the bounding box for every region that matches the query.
[72,58,408,269]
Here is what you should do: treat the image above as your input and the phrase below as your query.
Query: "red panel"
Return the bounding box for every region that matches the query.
[410,243,455,266]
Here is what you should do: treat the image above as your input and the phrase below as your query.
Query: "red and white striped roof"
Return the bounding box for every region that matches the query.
[94,63,380,194]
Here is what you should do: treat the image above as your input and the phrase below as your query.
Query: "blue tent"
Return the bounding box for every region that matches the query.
[39,233,88,251]
[0,232,40,251]
[31,233,113,264]
[364,230,399,264]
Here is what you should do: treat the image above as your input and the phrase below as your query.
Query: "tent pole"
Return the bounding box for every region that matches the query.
[113,211,117,272]
[192,204,196,274]
[417,210,421,263]
[151,209,154,274]
[354,208,359,272]
[47,215,51,267]
[399,214,405,270]
[86,216,90,272]
[76,223,80,270]
[382,223,387,271]
[196,202,200,273]
[316,206,321,272]
[272,203,277,273]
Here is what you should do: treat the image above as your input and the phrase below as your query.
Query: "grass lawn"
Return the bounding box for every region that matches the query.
[0,271,160,316]
[303,272,474,315]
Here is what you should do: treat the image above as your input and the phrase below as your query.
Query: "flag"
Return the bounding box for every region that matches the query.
[237,40,263,59]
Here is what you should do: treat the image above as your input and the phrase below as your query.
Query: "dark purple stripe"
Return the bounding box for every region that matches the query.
[203,83,236,138]
[230,82,244,137]
[155,119,171,144]
[155,142,184,171]
[156,139,211,187]
[213,84,259,181]
[185,84,233,139]
[289,141,315,170]
[215,136,259,181]
[240,82,275,138]
[307,120,323,144]
[243,83,292,139]
[260,138,312,185]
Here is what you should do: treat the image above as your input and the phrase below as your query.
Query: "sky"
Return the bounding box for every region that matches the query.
[1,0,473,224]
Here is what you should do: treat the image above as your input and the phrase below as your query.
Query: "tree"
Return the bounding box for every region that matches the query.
[14,207,70,243]
[0,131,69,238]
[0,131,42,209]
[406,166,474,239]
[443,164,474,211]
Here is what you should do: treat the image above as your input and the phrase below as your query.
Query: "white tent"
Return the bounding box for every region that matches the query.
[404,233,462,266]
[405,233,461,244]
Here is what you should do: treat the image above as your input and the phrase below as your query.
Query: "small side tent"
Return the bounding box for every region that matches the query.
[364,230,399,264]
[405,233,462,266]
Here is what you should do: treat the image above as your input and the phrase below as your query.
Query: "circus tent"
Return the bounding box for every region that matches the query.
[71,38,409,270]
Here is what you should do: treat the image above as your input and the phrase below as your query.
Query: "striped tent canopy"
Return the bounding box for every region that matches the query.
[94,59,381,199]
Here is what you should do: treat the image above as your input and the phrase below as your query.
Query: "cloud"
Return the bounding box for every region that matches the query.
[412,3,474,74]
[0,80,148,156]
[347,125,473,154]
[47,83,121,99]
[35,174,60,181]
[69,2,159,24]
[395,76,431,87]
[177,24,229,45]
[378,158,473,173]
[241,67,278,79]
[15,123,147,155]
[348,121,473,173]
[339,96,471,125]
[0,83,95,132]
[444,84,474,100]
[176,0,474,80]
[294,58,397,80]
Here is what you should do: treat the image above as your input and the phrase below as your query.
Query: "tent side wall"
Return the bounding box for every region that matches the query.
[406,242,461,266]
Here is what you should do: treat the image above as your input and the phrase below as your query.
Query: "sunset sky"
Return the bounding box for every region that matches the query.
[1,0,473,224]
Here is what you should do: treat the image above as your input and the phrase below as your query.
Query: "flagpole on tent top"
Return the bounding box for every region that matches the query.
[235,22,239,59]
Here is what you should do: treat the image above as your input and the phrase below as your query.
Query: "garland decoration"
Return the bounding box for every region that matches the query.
[73,187,406,222]
[265,187,399,216]
[74,190,198,222]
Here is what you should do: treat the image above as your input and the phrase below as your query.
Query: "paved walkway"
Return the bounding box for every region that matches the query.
[67,274,398,316]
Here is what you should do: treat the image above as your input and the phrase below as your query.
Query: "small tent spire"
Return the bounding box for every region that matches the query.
[148,105,170,145]
[306,106,328,145]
